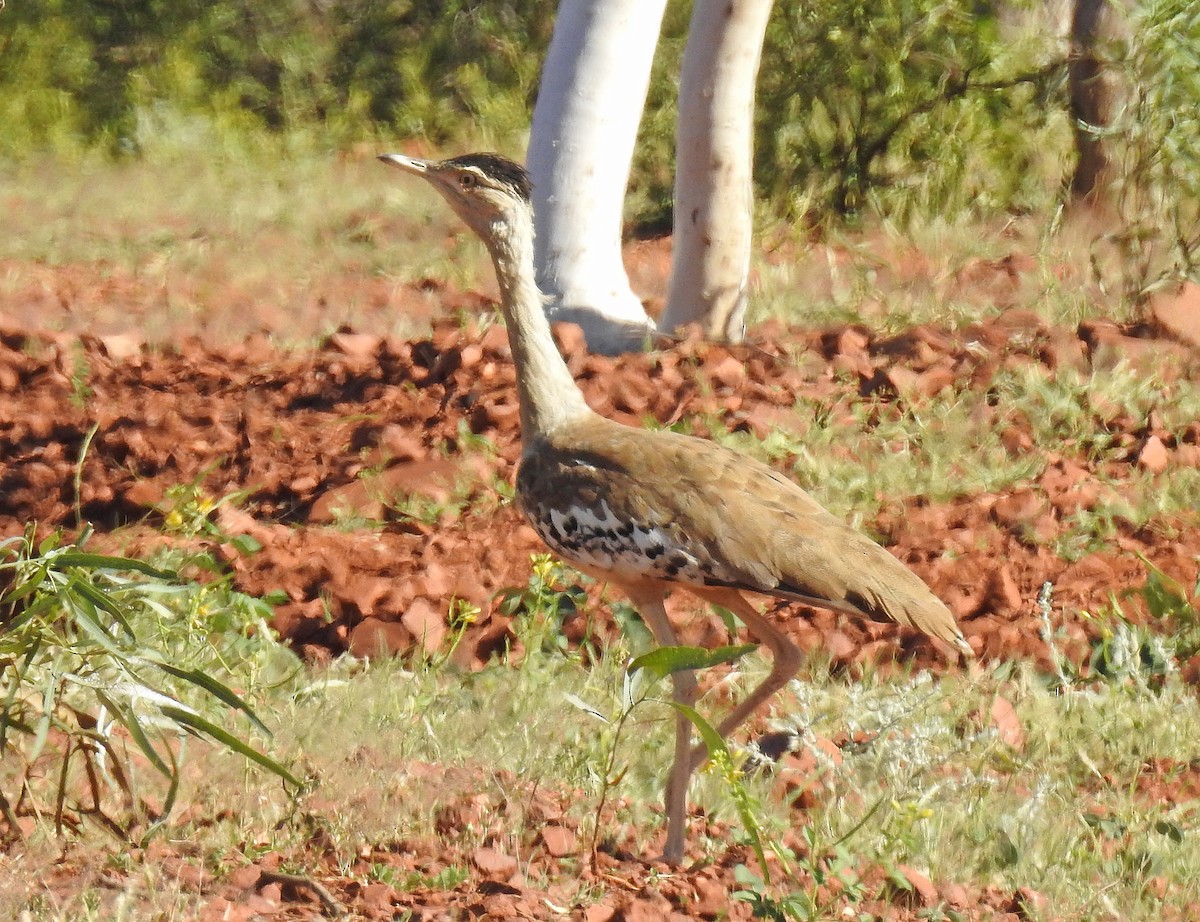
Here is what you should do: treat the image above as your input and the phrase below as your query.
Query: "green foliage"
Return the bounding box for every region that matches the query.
[757,0,1061,222]
[0,0,552,156]
[1094,0,1200,304]
[496,554,589,656]
[0,526,300,844]
[3,0,1195,237]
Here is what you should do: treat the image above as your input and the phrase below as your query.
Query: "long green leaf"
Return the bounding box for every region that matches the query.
[94,689,173,778]
[0,637,42,749]
[68,577,135,640]
[154,663,272,737]
[158,705,301,787]
[62,593,127,656]
[140,742,182,848]
[54,553,176,581]
[629,643,758,683]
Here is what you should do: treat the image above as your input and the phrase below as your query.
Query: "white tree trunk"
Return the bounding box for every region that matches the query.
[526,0,667,354]
[660,0,773,342]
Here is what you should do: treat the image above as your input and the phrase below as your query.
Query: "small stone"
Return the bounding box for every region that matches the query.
[347,619,411,659]
[1149,281,1200,349]
[583,902,617,922]
[472,846,518,878]
[823,629,856,662]
[1011,885,1050,920]
[329,331,382,358]
[894,864,939,907]
[990,694,1025,750]
[227,865,261,890]
[1137,435,1170,473]
[540,824,578,858]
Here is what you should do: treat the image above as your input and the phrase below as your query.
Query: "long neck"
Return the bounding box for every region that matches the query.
[483,206,592,439]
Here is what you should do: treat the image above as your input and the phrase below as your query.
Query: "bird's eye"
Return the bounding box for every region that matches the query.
[459,173,477,188]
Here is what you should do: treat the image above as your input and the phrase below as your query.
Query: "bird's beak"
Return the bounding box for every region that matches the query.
[378,153,431,175]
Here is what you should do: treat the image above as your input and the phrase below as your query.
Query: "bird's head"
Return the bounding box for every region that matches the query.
[378,152,532,245]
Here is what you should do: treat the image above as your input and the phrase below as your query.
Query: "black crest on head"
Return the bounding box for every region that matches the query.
[444,152,532,201]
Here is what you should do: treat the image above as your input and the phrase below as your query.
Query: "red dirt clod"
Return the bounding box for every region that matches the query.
[347,619,411,659]
[1137,435,1170,473]
[1149,281,1200,350]
[471,847,518,878]
[893,864,939,907]
[990,694,1026,750]
[539,824,578,858]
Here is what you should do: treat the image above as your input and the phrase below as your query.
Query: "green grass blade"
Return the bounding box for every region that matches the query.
[54,553,176,581]
[94,689,173,778]
[67,576,136,640]
[61,592,128,655]
[629,643,759,683]
[154,662,273,737]
[158,705,301,787]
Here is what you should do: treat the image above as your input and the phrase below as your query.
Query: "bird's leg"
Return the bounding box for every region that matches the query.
[686,588,803,774]
[625,585,697,866]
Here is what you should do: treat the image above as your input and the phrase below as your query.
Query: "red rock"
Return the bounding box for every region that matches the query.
[539,824,578,858]
[1149,281,1200,349]
[915,364,956,396]
[329,331,382,358]
[990,694,1026,750]
[985,566,1025,614]
[623,892,675,922]
[692,875,728,918]
[99,332,144,360]
[360,881,395,911]
[708,353,747,388]
[583,902,617,922]
[472,846,518,877]
[992,490,1047,528]
[1137,435,1170,473]
[942,882,972,907]
[1010,886,1050,919]
[227,865,262,890]
[894,864,939,907]
[124,479,163,508]
[401,597,448,655]
[347,619,411,659]
[1040,328,1088,372]
[884,364,920,395]
[823,629,856,662]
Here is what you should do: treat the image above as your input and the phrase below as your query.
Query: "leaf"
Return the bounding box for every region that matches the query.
[712,605,740,635]
[158,706,302,787]
[229,534,262,556]
[995,829,1020,867]
[94,689,172,778]
[562,693,608,723]
[54,553,176,581]
[154,663,273,737]
[629,643,758,683]
[61,592,127,656]
[69,576,136,640]
[1154,819,1184,844]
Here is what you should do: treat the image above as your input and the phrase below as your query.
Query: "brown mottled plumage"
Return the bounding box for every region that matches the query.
[380,151,971,866]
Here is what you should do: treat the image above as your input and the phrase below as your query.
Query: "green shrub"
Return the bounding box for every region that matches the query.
[0,526,299,844]
[755,0,1064,223]
[1096,0,1200,306]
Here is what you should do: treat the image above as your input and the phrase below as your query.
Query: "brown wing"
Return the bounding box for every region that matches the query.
[518,415,968,652]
